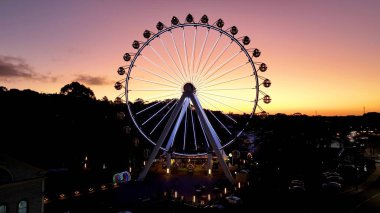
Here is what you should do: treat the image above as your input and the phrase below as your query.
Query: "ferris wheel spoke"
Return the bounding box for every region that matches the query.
[142,99,177,126]
[199,91,253,102]
[136,64,181,87]
[196,113,210,149]
[190,27,197,82]
[195,41,232,84]
[182,28,190,79]
[136,101,161,115]
[169,31,188,81]
[159,37,187,82]
[201,87,254,91]
[183,103,188,150]
[199,61,249,87]
[148,45,185,84]
[143,92,181,101]
[194,29,210,78]
[199,50,242,85]
[199,99,232,136]
[198,93,245,114]
[189,104,197,151]
[130,77,179,88]
[129,88,178,92]
[198,96,238,124]
[200,74,254,89]
[195,33,222,83]
[150,100,178,135]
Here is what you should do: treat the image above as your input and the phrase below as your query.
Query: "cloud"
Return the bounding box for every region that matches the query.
[0,56,34,78]
[0,55,56,82]
[74,75,111,85]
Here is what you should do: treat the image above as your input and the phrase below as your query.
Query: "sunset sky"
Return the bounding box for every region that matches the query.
[1,0,379,116]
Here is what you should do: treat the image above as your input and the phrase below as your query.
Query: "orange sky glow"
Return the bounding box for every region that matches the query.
[1,0,379,116]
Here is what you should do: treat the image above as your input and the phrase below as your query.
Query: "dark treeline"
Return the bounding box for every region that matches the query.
[0,83,140,171]
[1,83,379,177]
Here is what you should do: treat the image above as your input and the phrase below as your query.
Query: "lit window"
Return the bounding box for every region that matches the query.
[18,200,27,213]
[0,204,7,213]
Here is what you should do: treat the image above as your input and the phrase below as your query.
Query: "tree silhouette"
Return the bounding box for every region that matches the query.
[60,81,96,99]
[0,86,7,93]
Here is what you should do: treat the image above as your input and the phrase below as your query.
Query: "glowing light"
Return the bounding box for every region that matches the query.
[166,168,170,174]
[193,195,196,203]
[88,188,94,193]
[129,166,132,173]
[224,187,227,194]
[84,163,87,169]
[59,194,66,200]
[238,182,241,189]
[143,161,146,166]
[100,185,107,190]
[174,191,178,199]
[74,191,80,196]
[208,194,211,201]
[208,169,211,175]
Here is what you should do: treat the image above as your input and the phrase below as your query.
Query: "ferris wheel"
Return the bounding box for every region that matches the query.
[114,14,271,183]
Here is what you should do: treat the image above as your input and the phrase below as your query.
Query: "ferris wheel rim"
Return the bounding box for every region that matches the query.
[124,21,261,156]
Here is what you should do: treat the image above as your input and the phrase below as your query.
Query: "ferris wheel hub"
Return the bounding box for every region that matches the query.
[183,82,196,94]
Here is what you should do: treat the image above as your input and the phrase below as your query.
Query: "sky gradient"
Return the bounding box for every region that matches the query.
[1,0,379,115]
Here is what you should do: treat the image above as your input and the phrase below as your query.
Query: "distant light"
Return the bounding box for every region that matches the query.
[129,166,132,173]
[193,195,196,203]
[101,185,107,190]
[238,182,241,189]
[166,168,170,174]
[208,194,211,201]
[224,187,227,194]
[59,194,66,200]
[143,161,146,166]
[74,191,80,196]
[208,169,212,175]
[174,191,178,199]
[84,163,87,169]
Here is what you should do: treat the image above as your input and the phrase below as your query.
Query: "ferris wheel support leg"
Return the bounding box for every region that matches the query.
[189,94,235,184]
[166,153,171,170]
[207,153,212,171]
[165,98,190,150]
[137,95,187,181]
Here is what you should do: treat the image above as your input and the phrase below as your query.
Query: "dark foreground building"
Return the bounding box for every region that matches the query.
[0,154,45,213]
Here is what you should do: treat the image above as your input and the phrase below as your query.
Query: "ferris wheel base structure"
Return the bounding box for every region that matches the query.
[137,83,235,184]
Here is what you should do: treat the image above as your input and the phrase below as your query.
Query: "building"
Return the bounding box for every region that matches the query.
[0,154,45,213]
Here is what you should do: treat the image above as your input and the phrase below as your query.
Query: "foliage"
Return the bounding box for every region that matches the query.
[60,81,96,100]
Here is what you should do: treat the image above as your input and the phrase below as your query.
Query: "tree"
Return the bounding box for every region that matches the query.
[60,82,96,100]
[0,86,8,93]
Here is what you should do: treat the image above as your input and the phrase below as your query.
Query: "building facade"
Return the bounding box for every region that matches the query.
[0,155,45,213]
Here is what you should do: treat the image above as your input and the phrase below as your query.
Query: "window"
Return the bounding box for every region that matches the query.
[18,200,27,213]
[0,204,7,213]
